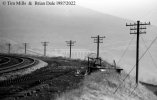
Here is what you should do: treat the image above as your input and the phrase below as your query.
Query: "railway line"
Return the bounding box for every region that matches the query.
[0,63,73,86]
[0,57,11,66]
[0,55,85,100]
[0,67,78,99]
[0,54,41,99]
[0,56,23,69]
[0,55,37,75]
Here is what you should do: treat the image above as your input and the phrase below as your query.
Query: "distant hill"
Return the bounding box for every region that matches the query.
[0,5,157,85]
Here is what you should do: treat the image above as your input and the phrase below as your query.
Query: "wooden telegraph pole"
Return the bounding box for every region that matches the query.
[66,40,76,58]
[24,43,28,54]
[126,20,150,85]
[7,43,11,54]
[41,42,49,56]
[91,35,105,58]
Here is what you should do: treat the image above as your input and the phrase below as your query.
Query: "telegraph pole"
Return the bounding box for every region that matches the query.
[91,35,105,58]
[24,43,28,54]
[66,40,76,58]
[126,20,150,85]
[41,42,49,56]
[7,43,11,54]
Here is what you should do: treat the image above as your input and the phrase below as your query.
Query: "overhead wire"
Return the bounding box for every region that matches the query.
[138,35,157,63]
[141,36,157,69]
[114,35,157,94]
[114,35,136,94]
[117,35,136,65]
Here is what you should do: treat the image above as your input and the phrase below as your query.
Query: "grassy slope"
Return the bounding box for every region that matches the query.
[56,70,157,100]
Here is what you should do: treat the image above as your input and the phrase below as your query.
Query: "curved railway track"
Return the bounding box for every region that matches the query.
[0,56,23,69]
[0,56,85,100]
[0,54,41,99]
[0,57,11,66]
[0,55,37,75]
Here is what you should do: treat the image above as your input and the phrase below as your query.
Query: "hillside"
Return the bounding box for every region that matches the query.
[0,4,157,85]
[56,70,157,100]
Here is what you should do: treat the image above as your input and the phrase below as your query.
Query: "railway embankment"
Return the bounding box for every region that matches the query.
[56,68,157,100]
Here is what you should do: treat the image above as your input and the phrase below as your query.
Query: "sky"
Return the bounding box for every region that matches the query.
[77,0,157,26]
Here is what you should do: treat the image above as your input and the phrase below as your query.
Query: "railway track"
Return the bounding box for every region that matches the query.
[0,55,37,75]
[0,57,11,66]
[0,56,23,69]
[0,68,71,87]
[0,68,76,99]
[0,56,86,100]
[0,55,40,99]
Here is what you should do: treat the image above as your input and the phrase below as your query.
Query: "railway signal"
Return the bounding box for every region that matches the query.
[126,20,150,85]
[41,42,49,56]
[91,35,105,58]
[66,40,76,58]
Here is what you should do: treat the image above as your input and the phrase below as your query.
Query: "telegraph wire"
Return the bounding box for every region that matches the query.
[117,35,135,65]
[141,36,157,68]
[114,35,157,94]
